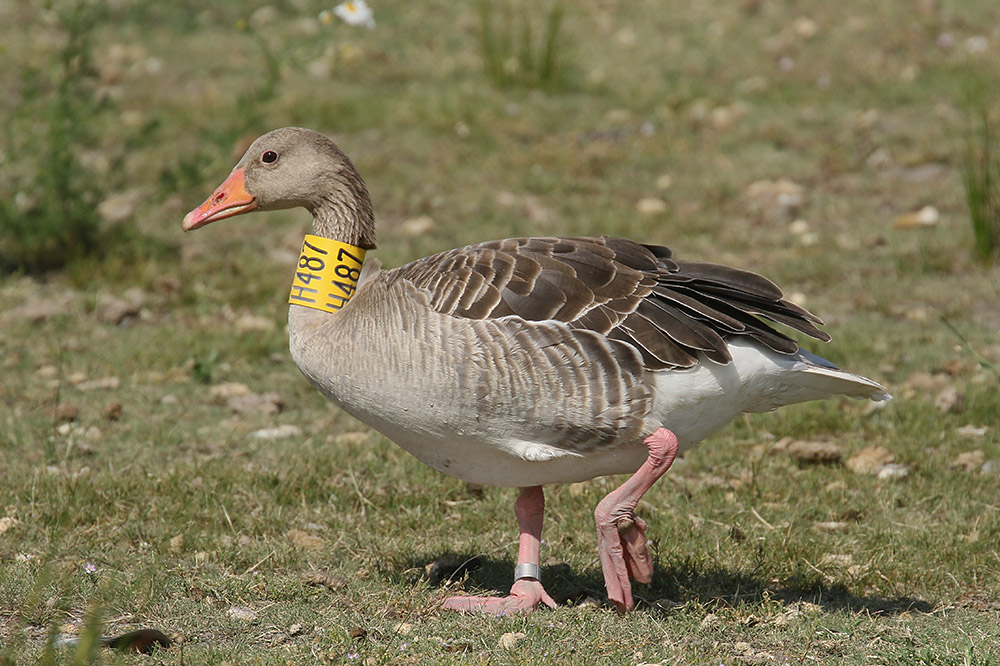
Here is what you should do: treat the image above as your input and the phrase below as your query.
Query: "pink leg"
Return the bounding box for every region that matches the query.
[440,486,557,613]
[595,427,679,613]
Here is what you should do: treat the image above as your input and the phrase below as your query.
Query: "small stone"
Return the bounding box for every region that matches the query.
[76,376,120,392]
[50,404,80,422]
[934,386,963,413]
[743,179,804,222]
[813,521,850,533]
[334,431,370,445]
[209,382,251,400]
[301,570,347,591]
[393,622,413,636]
[893,205,939,229]
[160,394,179,406]
[951,450,985,472]
[399,216,435,236]
[876,463,911,480]
[105,401,123,421]
[793,16,817,38]
[845,445,895,475]
[866,148,893,169]
[788,219,811,235]
[656,173,674,190]
[289,623,304,636]
[0,516,18,535]
[235,314,275,334]
[227,392,283,416]
[194,551,209,565]
[699,613,719,629]
[955,425,988,438]
[498,632,526,650]
[95,290,145,325]
[250,425,302,440]
[786,439,844,464]
[820,553,853,567]
[636,198,668,216]
[287,529,324,551]
[226,606,258,622]
[97,189,143,224]
[734,641,753,655]
[169,534,184,552]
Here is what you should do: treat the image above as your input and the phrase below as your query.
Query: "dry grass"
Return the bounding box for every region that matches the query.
[1,1,999,664]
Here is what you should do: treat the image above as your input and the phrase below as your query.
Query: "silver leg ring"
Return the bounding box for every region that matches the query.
[513,563,542,583]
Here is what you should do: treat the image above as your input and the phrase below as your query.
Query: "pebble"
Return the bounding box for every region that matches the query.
[743,179,804,222]
[793,16,817,38]
[0,517,18,535]
[955,425,988,438]
[399,215,436,236]
[785,439,844,464]
[95,289,146,325]
[498,632,526,650]
[933,386,963,413]
[76,376,120,392]
[226,606,258,622]
[227,392,283,416]
[235,314,275,333]
[286,529,324,551]
[845,445,895,475]
[636,198,668,216]
[950,450,985,472]
[876,463,912,480]
[813,521,850,533]
[250,425,302,440]
[893,205,939,229]
[209,382,251,401]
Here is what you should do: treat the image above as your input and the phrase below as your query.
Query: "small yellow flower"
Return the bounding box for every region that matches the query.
[333,0,375,29]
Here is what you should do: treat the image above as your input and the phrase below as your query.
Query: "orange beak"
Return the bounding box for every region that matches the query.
[182,168,258,231]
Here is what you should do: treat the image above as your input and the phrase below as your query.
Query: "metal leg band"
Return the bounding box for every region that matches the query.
[513,563,542,582]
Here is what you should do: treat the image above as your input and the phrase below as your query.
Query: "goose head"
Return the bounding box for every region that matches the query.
[182,127,376,249]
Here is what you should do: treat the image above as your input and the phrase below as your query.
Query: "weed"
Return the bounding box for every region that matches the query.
[477,0,565,90]
[0,2,112,273]
[960,104,1000,265]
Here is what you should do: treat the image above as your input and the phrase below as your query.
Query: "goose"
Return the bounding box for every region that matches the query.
[182,127,890,614]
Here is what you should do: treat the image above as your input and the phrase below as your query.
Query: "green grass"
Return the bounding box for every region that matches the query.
[962,104,1000,264]
[2,1,1000,663]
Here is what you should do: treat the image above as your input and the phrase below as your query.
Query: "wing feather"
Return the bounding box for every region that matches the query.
[389,235,831,371]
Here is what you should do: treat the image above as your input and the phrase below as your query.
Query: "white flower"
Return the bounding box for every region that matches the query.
[333,1,375,29]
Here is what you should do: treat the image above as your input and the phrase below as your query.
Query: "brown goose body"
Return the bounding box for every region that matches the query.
[287,233,886,487]
[184,127,890,610]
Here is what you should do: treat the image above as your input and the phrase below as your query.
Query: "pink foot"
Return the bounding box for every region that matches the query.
[595,427,679,613]
[440,579,556,614]
[439,486,557,614]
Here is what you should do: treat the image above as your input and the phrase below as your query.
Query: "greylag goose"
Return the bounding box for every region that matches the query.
[183,127,890,613]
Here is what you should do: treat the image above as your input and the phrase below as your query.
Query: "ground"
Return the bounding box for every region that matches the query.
[0,1,998,664]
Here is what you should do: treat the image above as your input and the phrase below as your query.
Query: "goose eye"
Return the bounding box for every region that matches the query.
[261,150,278,164]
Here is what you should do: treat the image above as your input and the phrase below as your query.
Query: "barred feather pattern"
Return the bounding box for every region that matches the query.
[391,235,830,371]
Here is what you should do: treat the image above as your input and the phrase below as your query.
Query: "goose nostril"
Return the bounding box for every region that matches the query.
[213,191,226,204]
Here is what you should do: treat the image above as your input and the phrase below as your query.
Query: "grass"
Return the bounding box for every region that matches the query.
[1,1,999,663]
[961,103,1000,264]
[477,0,566,90]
